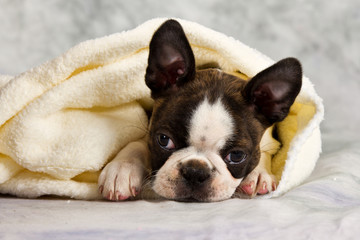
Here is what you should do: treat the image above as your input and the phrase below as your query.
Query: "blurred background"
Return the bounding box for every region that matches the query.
[0,0,359,154]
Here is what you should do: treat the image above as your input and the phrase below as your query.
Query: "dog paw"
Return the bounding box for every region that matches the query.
[237,169,277,197]
[98,160,145,201]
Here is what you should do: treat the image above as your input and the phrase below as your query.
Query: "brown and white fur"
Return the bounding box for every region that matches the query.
[98,20,302,202]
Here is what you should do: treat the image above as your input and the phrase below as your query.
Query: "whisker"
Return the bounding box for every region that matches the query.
[119,108,150,135]
[135,109,150,134]
[138,170,163,200]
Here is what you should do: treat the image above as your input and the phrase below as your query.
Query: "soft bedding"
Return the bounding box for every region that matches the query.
[1,142,359,239]
[1,2,360,239]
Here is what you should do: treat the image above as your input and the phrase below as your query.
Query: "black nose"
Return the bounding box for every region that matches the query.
[180,160,211,186]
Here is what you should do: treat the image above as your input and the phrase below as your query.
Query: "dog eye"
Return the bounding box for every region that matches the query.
[225,150,247,164]
[157,134,175,150]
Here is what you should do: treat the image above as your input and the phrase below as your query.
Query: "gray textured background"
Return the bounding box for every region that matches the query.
[1,0,359,154]
[1,1,360,238]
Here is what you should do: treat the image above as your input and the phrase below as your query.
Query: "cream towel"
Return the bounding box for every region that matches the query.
[0,18,324,200]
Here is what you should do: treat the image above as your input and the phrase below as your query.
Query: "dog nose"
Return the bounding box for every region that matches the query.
[180,160,211,186]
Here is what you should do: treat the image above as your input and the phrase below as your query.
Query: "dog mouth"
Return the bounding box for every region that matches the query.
[175,197,206,202]
[172,189,230,202]
[171,194,212,202]
[155,179,223,202]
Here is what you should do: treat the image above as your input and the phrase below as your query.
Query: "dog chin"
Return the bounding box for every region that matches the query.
[152,185,237,202]
[152,175,240,202]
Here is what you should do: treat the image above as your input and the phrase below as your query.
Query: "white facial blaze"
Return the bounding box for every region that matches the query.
[189,97,234,152]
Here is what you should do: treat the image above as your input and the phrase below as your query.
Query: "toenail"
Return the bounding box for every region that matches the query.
[131,187,139,197]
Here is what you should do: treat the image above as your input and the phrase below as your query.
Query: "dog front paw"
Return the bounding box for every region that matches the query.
[98,160,145,201]
[237,169,277,197]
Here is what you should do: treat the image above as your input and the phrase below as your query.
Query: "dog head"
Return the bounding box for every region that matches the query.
[145,20,302,202]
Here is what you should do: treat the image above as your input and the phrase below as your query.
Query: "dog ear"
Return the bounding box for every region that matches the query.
[145,19,196,98]
[244,58,302,125]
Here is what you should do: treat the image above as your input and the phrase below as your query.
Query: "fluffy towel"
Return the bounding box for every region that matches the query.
[0,18,324,200]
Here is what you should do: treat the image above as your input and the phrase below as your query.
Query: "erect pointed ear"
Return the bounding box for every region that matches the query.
[145,19,196,98]
[243,58,302,125]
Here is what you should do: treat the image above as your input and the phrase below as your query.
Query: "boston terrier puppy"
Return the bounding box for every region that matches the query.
[98,19,302,202]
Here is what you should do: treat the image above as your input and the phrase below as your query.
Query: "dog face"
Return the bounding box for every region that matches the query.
[145,20,302,202]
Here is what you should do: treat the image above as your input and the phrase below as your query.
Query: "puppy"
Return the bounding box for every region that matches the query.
[98,20,302,202]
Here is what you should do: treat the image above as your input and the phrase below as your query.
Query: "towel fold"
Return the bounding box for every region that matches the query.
[0,18,324,199]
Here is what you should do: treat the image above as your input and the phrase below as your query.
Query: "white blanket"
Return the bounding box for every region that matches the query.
[0,18,324,199]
